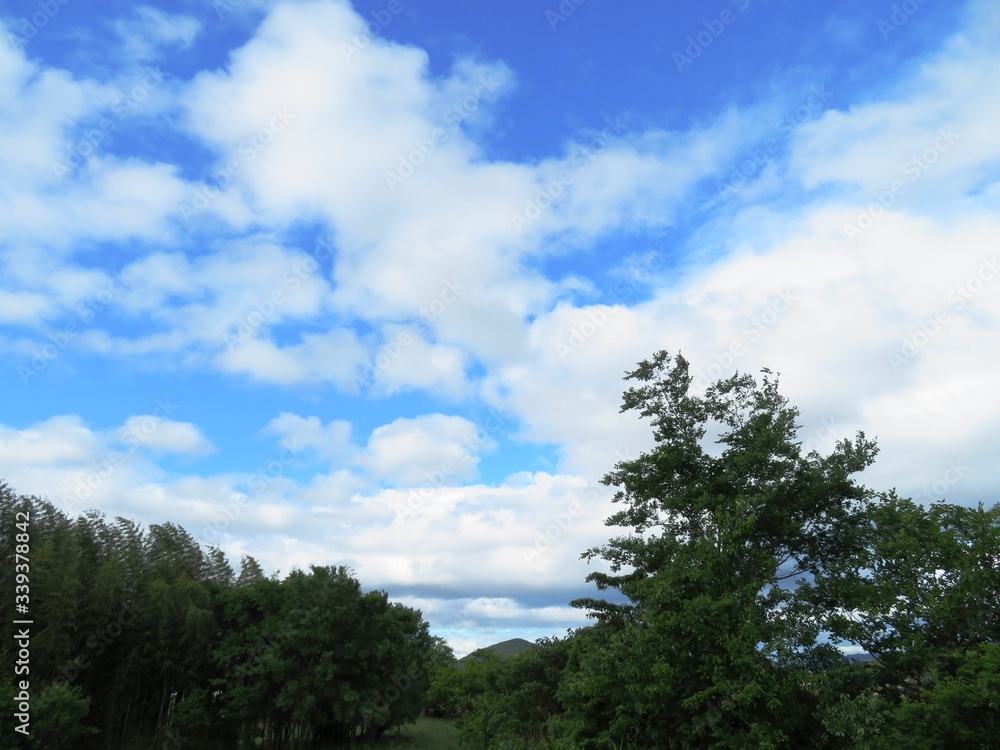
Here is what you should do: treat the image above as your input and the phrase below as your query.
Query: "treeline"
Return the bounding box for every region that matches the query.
[0,485,449,749]
[425,352,999,749]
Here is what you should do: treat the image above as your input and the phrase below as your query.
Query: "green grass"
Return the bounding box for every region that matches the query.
[379,717,462,749]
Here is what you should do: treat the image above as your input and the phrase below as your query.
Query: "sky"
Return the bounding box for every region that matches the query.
[1,0,998,657]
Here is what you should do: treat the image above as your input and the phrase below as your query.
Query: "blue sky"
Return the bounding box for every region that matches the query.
[1,0,998,655]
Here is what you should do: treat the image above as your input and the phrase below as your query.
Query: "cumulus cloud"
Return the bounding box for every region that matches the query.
[263,413,352,457]
[117,416,216,456]
[0,415,101,466]
[360,414,496,486]
[113,6,203,62]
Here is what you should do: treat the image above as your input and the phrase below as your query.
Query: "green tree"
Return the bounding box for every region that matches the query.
[459,637,571,750]
[1,484,439,749]
[235,553,267,587]
[878,643,1000,749]
[822,498,1000,671]
[818,496,1000,747]
[28,682,99,750]
[571,351,883,748]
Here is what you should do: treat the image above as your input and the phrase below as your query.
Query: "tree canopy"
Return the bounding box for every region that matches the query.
[434,350,999,749]
[0,485,445,749]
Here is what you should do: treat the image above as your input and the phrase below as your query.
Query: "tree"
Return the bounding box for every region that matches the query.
[27,683,99,750]
[570,350,883,747]
[235,554,267,587]
[878,642,1000,749]
[1,484,439,749]
[457,636,571,750]
[822,498,1000,668]
[818,496,1000,747]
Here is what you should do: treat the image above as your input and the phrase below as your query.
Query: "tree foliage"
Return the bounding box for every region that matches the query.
[0,481,438,749]
[441,351,1000,749]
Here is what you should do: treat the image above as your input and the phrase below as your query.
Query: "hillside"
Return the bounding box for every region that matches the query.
[461,638,537,662]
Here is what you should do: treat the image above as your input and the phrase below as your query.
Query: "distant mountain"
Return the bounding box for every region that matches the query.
[461,638,536,662]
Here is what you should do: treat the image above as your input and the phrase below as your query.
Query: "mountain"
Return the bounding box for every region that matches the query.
[461,638,537,663]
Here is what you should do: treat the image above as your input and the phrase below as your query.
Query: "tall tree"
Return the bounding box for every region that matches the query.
[571,351,882,747]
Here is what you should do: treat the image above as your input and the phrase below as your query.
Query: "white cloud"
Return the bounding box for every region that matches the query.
[214,328,368,386]
[365,324,472,398]
[0,38,188,258]
[0,410,615,657]
[118,416,216,456]
[173,0,759,389]
[263,413,352,457]
[0,416,101,465]
[116,241,332,349]
[790,4,1000,208]
[113,6,202,63]
[462,598,584,625]
[360,414,495,486]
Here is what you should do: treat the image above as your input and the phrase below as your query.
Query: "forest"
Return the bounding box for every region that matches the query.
[2,351,998,749]
[0,489,451,749]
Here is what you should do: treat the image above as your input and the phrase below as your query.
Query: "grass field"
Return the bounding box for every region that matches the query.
[380,717,462,749]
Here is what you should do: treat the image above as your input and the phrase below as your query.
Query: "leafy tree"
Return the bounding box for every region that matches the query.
[570,351,883,747]
[878,643,1000,749]
[27,682,99,750]
[203,544,235,587]
[458,636,571,750]
[235,553,267,587]
[1,483,438,749]
[818,496,1000,746]
[822,498,1000,668]
[144,522,205,583]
